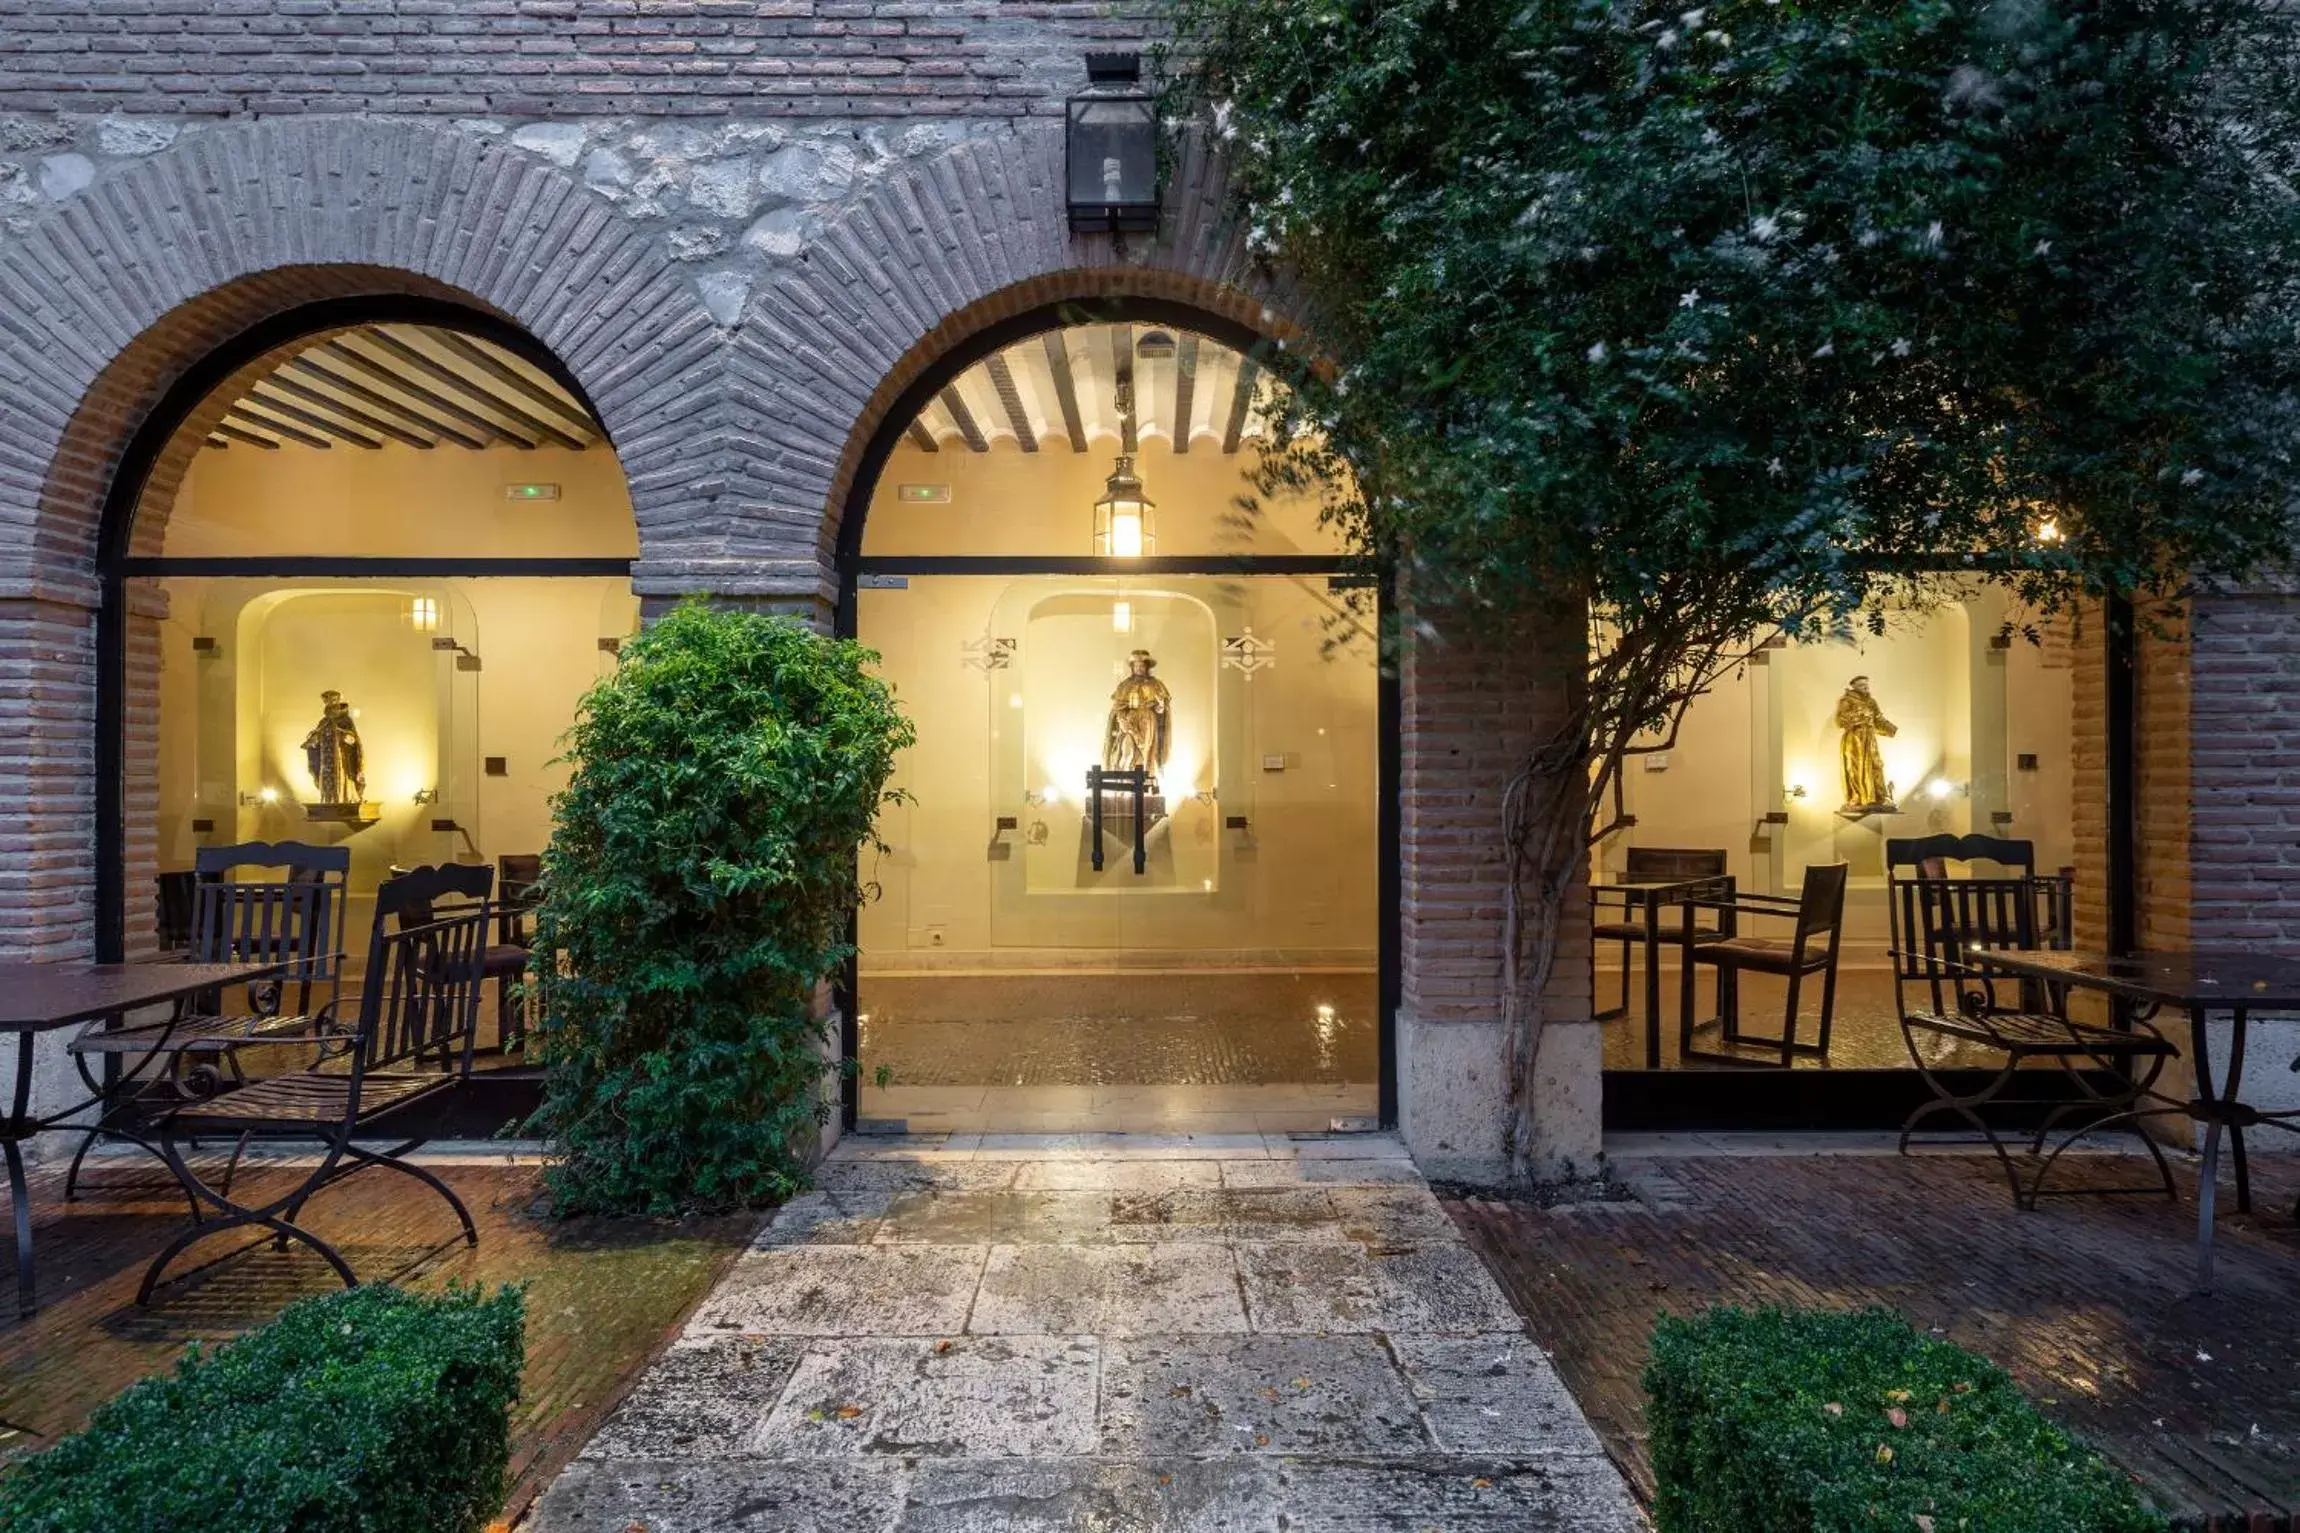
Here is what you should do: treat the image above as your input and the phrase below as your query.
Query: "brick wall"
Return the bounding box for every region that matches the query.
[0,0,1158,119]
[1397,599,1600,1179]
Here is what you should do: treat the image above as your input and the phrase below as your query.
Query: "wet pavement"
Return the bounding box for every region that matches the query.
[529,1133,1642,1532]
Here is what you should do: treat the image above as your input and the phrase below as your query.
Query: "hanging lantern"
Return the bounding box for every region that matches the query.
[1067,53,1160,235]
[1093,456,1155,557]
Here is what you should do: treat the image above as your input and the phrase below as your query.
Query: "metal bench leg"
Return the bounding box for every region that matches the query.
[343,1141,476,1247]
[7,1138,33,1317]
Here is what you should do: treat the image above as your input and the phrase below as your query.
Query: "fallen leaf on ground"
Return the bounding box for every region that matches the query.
[1470,1477,1494,1490]
[835,1404,865,1420]
[1824,1402,1844,1417]
[1888,1407,1909,1428]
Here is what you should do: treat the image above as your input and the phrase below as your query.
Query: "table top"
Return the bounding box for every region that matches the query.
[1978,949,2300,1010]
[0,962,288,1032]
[1594,873,1737,898]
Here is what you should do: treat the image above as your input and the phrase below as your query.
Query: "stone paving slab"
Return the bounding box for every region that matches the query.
[529,1136,1643,1532]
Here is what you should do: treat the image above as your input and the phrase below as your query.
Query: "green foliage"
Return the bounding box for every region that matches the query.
[1644,1306,2166,1533]
[0,1284,525,1533]
[527,598,913,1215]
[1169,0,2300,626]
[1169,0,2300,1175]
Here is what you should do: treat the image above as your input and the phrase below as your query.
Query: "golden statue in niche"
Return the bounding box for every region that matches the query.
[1103,649,1172,783]
[1835,674,1898,812]
[301,690,367,806]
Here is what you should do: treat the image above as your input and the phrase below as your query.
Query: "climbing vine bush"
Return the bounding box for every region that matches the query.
[528,600,912,1215]
[1166,0,2300,1176]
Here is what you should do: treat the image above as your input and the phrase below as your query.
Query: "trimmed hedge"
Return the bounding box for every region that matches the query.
[1645,1306,2165,1533]
[0,1284,524,1533]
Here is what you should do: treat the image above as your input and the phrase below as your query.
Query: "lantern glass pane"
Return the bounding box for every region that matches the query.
[1068,97,1158,207]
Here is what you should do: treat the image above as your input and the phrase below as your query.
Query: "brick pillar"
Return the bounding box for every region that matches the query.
[0,593,100,1121]
[1396,601,1600,1182]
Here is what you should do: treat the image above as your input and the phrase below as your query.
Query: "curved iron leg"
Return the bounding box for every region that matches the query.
[342,1142,475,1245]
[7,1139,33,1317]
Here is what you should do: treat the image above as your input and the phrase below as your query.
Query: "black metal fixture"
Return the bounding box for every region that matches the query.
[1067,53,1160,235]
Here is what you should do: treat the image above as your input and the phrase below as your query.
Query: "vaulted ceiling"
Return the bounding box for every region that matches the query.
[200,325,603,452]
[905,324,1277,457]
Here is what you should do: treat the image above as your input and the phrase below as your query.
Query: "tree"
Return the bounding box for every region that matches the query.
[1165,0,2300,1177]
[527,600,913,1214]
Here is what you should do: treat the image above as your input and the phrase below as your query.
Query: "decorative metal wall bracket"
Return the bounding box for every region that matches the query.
[1222,628,1276,677]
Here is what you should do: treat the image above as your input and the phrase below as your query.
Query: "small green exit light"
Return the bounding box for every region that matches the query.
[504,482,562,502]
[898,483,951,504]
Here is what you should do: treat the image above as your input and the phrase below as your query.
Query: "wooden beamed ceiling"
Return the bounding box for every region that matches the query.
[200,324,603,452]
[905,324,1276,457]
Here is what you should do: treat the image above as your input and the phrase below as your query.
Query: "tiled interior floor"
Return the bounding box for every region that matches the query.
[857,973,1379,1134]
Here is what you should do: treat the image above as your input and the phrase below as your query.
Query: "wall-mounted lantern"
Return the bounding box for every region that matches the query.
[1067,53,1160,235]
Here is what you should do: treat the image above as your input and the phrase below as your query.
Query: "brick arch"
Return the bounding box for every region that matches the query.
[0,117,721,599]
[700,125,1316,599]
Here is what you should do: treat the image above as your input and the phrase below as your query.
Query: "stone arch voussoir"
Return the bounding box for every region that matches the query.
[0,116,722,602]
[681,124,1315,603]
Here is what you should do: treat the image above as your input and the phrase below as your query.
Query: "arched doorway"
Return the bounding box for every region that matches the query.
[838,300,1397,1135]
[99,299,639,1079]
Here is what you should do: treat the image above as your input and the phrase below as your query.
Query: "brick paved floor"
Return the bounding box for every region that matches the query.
[0,1153,755,1522]
[533,1133,1642,1532]
[1446,1145,2300,1531]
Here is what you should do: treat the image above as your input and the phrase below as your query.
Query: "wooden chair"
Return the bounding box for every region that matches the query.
[1591,847,1731,1021]
[66,842,351,1202]
[492,853,543,1051]
[1887,833,2176,1207]
[135,864,492,1304]
[1678,862,1849,1067]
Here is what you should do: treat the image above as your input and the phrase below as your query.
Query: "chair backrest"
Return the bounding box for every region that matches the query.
[341,865,494,1097]
[194,840,354,884]
[1885,833,2036,879]
[185,845,352,1010]
[1623,846,1730,882]
[498,853,543,893]
[1788,862,1850,960]
[1886,838,2068,1017]
[155,870,198,951]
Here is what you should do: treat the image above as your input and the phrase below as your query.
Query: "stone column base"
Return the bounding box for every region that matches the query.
[1397,1010,1603,1185]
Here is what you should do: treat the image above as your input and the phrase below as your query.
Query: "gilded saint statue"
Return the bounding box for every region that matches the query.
[1103,649,1172,783]
[301,689,367,806]
[1835,674,1898,812]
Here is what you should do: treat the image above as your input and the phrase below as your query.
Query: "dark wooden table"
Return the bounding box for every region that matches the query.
[0,961,285,1315]
[1592,874,1737,1068]
[1979,948,2300,1291]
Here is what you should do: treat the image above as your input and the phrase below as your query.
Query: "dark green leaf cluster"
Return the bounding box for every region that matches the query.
[1168,0,2300,628]
[526,599,914,1215]
[1644,1305,2166,1533]
[0,1284,525,1533]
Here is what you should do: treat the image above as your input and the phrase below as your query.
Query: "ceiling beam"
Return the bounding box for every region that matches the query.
[227,405,334,450]
[286,354,493,449]
[1042,330,1088,452]
[937,386,989,453]
[358,329,589,450]
[427,329,597,433]
[1173,334,1200,454]
[983,352,1038,453]
[1110,326,1137,453]
[1221,359,1260,454]
[318,340,535,448]
[258,373,436,448]
[241,389,386,449]
[214,422,279,450]
[905,419,939,453]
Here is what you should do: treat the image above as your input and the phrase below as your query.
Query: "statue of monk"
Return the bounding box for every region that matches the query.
[1835,675,1896,811]
[1103,649,1172,783]
[301,689,366,805]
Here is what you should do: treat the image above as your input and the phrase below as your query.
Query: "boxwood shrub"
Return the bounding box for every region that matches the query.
[0,1283,524,1533]
[1644,1306,2165,1533]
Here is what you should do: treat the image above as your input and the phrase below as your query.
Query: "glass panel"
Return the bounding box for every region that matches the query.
[140,573,639,1058]
[861,324,1348,558]
[155,439,637,559]
[856,573,1379,1131]
[1598,593,2077,1071]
